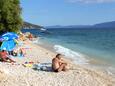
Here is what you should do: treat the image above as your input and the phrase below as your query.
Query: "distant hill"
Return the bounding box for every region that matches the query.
[93,21,115,28]
[23,22,43,29]
[46,25,91,29]
[22,22,50,33]
[46,21,115,29]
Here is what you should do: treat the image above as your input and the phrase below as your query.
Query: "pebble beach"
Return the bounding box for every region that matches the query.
[0,40,115,86]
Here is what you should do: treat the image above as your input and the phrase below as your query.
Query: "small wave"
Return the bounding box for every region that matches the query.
[54,45,89,64]
[106,67,115,76]
[36,37,44,45]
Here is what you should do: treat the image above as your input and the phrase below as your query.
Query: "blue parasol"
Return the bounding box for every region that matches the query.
[1,32,19,41]
[0,40,16,51]
[0,38,3,42]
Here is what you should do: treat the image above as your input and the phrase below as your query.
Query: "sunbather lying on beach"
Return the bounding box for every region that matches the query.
[0,50,15,63]
[52,54,67,72]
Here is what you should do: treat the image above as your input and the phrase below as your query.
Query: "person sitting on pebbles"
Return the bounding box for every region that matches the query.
[52,54,67,72]
[0,50,15,63]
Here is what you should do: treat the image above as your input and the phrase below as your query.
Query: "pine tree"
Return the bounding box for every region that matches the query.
[0,0,23,33]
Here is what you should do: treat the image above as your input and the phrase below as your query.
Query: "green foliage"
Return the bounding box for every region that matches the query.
[0,0,23,33]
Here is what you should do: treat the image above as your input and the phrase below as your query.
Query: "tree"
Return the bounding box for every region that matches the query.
[0,0,23,33]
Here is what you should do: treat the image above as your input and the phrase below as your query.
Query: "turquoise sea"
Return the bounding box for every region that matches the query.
[22,28,115,74]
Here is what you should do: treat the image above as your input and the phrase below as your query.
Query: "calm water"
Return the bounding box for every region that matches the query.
[22,28,115,67]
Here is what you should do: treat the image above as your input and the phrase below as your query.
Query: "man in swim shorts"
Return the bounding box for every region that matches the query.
[52,54,67,72]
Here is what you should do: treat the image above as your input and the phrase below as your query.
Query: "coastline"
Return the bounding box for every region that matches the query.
[0,40,115,86]
[37,37,115,75]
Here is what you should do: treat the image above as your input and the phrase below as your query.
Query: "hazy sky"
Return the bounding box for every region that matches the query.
[21,0,115,26]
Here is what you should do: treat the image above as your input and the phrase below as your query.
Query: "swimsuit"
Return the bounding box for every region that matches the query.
[54,69,59,72]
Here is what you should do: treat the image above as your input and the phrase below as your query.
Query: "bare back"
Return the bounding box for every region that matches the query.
[52,58,60,70]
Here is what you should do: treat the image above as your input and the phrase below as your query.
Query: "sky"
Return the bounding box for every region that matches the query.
[21,0,115,26]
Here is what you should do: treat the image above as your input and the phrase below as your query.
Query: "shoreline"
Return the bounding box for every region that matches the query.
[26,41,115,84]
[34,38,115,76]
[35,38,115,76]
[0,40,115,86]
[38,33,115,67]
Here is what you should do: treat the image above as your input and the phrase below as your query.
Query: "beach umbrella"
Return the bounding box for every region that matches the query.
[1,32,19,41]
[0,38,3,42]
[0,40,16,51]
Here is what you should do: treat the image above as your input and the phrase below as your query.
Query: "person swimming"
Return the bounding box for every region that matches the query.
[52,54,67,72]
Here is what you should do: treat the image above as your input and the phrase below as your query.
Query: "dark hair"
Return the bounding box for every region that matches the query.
[2,50,5,52]
[56,54,61,58]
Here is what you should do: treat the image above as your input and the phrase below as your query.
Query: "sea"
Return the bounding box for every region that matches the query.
[22,28,115,75]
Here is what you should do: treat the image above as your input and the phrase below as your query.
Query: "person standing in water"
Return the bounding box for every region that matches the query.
[52,54,67,72]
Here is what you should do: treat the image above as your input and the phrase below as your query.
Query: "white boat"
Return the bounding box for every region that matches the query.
[40,28,46,31]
